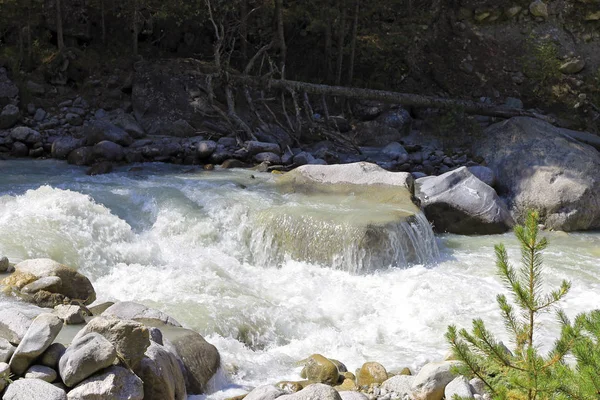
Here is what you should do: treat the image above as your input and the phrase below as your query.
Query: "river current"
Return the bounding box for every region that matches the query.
[0,160,598,399]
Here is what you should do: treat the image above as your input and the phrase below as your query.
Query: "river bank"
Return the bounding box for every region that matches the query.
[0,160,599,399]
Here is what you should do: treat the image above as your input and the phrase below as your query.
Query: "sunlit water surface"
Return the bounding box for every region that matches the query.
[0,160,598,399]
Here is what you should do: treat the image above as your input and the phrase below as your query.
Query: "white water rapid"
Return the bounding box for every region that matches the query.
[1,160,599,399]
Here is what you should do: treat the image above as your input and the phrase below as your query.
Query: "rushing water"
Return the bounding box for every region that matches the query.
[0,159,599,399]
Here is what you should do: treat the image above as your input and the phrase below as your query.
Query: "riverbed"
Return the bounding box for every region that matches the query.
[0,159,598,399]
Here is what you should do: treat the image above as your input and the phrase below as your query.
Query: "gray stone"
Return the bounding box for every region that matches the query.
[339,393,368,400]
[0,309,33,345]
[293,152,315,166]
[59,332,117,388]
[33,108,46,122]
[0,104,20,129]
[467,166,495,187]
[246,141,281,156]
[254,152,282,164]
[2,378,67,400]
[73,316,149,370]
[0,257,9,273]
[148,327,163,345]
[164,328,220,395]
[92,140,125,162]
[9,313,63,375]
[411,361,462,400]
[24,364,58,382]
[475,117,600,231]
[196,140,217,159]
[11,127,42,145]
[67,147,95,166]
[40,343,66,369]
[380,142,409,162]
[137,342,187,400]
[381,375,414,397]
[109,111,145,138]
[0,338,15,363]
[83,120,132,146]
[21,277,63,295]
[12,142,29,157]
[560,59,585,75]
[65,113,83,126]
[415,167,514,234]
[65,366,143,400]
[278,383,342,400]
[529,0,548,18]
[244,384,285,400]
[102,301,181,327]
[445,376,474,399]
[53,305,86,325]
[51,137,84,160]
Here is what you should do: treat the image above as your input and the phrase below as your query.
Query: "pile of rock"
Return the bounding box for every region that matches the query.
[0,258,220,400]
[233,354,489,400]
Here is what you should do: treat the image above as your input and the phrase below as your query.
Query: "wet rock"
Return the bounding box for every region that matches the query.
[246,141,281,156]
[165,328,220,394]
[301,354,339,385]
[53,305,86,325]
[415,167,513,234]
[356,362,388,386]
[559,59,585,75]
[59,332,117,387]
[277,383,342,400]
[51,137,83,159]
[11,127,41,145]
[445,376,474,399]
[66,366,143,400]
[92,140,125,162]
[529,0,548,18]
[5,259,96,305]
[411,361,462,400]
[2,378,67,400]
[9,313,63,375]
[67,146,95,166]
[40,343,66,369]
[102,301,181,327]
[83,120,132,146]
[0,104,20,129]
[86,161,114,176]
[73,317,149,370]
[0,338,16,363]
[137,342,187,400]
[24,364,58,382]
[196,140,217,159]
[0,256,9,272]
[475,117,600,231]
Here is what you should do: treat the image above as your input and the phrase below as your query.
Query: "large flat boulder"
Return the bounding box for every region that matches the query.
[415,167,514,234]
[474,117,600,231]
[257,162,438,271]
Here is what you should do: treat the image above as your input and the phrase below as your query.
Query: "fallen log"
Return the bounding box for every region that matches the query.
[227,74,555,124]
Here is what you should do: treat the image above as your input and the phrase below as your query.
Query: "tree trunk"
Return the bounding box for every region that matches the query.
[324,8,333,82]
[335,0,347,86]
[56,0,65,52]
[347,0,359,85]
[241,0,249,64]
[228,74,555,123]
[274,0,286,77]
[132,0,139,57]
[101,0,106,45]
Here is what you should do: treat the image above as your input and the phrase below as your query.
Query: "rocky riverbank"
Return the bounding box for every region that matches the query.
[0,257,488,400]
[2,60,600,233]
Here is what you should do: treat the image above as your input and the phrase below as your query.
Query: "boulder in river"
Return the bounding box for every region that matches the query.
[415,167,514,234]
[474,117,600,231]
[102,301,182,327]
[356,361,388,386]
[300,354,340,385]
[59,332,117,387]
[137,341,187,400]
[66,365,143,400]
